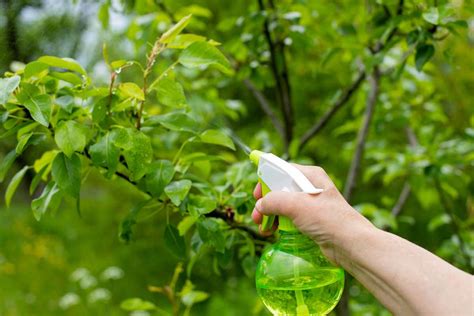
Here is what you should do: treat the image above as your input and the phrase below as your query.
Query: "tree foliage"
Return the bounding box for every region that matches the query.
[0,0,472,315]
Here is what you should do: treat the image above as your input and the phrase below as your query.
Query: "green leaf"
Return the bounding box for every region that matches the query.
[0,75,21,105]
[92,97,109,124]
[197,218,225,253]
[122,130,153,181]
[54,120,88,157]
[165,179,192,206]
[5,166,29,207]
[168,34,206,49]
[428,213,451,232]
[89,132,120,177]
[110,60,128,70]
[49,71,83,85]
[241,255,257,278]
[179,41,232,74]
[200,129,235,150]
[181,291,209,306]
[31,182,62,221]
[16,133,33,154]
[30,165,48,195]
[24,61,49,79]
[415,44,435,71]
[178,216,198,236]
[406,30,420,45]
[119,200,158,243]
[37,56,87,76]
[0,150,17,182]
[118,82,144,101]
[156,77,187,108]
[98,2,109,29]
[55,95,75,113]
[159,14,192,43]
[110,128,133,150]
[145,160,175,197]
[51,152,81,199]
[164,224,187,259]
[23,94,51,127]
[422,7,439,25]
[145,112,197,133]
[188,194,217,216]
[120,298,157,311]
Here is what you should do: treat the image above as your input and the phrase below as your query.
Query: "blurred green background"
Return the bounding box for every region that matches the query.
[0,0,473,315]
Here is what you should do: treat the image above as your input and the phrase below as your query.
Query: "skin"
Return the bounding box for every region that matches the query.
[252,164,473,316]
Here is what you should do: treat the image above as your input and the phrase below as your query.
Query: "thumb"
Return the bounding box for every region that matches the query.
[255,191,311,219]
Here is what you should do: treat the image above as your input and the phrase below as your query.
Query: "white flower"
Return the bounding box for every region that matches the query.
[79,275,98,289]
[131,311,150,316]
[59,292,80,310]
[249,61,259,68]
[240,33,253,42]
[70,268,90,282]
[283,12,301,20]
[290,25,305,33]
[101,266,124,281]
[88,288,111,303]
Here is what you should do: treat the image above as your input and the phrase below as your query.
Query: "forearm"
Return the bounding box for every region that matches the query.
[334,223,473,315]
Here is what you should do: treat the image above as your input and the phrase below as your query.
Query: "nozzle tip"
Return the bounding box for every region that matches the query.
[249,150,264,165]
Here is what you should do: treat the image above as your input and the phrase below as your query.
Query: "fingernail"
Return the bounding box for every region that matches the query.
[255,199,262,212]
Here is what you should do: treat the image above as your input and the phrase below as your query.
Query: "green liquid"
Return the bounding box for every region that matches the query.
[257,268,344,316]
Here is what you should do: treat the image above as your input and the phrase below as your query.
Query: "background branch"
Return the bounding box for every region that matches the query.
[243,79,285,139]
[257,0,293,152]
[390,126,418,218]
[343,68,381,200]
[392,182,411,217]
[299,70,366,150]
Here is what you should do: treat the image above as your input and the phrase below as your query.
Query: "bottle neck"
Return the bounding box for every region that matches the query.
[277,230,317,251]
[278,215,298,231]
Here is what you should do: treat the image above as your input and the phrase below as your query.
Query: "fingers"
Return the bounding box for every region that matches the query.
[255,191,311,219]
[251,208,262,224]
[253,182,262,199]
[252,208,278,235]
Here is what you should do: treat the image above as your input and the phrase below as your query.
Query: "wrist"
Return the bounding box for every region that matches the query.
[330,210,378,270]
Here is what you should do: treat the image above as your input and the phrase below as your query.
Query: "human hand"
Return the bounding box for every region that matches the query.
[252,164,373,264]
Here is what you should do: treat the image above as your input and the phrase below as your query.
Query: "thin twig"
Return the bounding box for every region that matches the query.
[243,79,285,139]
[107,71,116,114]
[343,68,381,200]
[137,40,164,129]
[299,70,366,150]
[389,126,418,218]
[257,0,293,151]
[392,182,411,217]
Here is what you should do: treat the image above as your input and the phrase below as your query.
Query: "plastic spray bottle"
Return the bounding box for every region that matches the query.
[249,150,344,316]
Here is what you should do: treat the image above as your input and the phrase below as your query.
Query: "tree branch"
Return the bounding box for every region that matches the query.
[257,0,293,151]
[389,126,418,218]
[392,182,411,217]
[299,0,404,151]
[299,70,366,150]
[206,210,272,243]
[343,68,381,200]
[243,79,285,139]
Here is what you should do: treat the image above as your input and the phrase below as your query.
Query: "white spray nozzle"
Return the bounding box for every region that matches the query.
[257,152,323,194]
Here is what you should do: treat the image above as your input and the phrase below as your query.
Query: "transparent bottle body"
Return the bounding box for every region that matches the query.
[256,231,344,316]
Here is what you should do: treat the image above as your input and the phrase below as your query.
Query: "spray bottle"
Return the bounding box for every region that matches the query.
[248,150,344,316]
